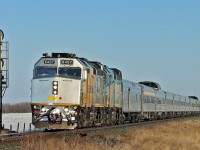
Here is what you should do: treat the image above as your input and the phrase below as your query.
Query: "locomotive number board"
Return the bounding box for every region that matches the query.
[60,60,73,65]
[44,60,55,64]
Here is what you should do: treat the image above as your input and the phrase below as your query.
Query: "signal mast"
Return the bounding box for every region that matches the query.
[0,29,9,130]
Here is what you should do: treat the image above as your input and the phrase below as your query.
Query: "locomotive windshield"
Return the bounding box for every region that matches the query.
[35,67,57,76]
[34,66,81,78]
[58,67,81,78]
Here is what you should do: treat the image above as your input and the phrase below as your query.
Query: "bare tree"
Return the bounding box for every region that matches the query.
[2,102,31,113]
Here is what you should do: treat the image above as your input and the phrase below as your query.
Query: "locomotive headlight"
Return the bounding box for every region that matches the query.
[64,107,69,112]
[41,107,46,112]
[52,81,58,95]
[53,86,58,90]
[53,81,58,86]
[53,90,58,95]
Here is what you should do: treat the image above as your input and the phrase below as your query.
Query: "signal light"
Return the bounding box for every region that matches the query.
[1,75,6,84]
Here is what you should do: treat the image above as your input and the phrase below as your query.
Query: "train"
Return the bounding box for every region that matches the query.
[31,52,200,129]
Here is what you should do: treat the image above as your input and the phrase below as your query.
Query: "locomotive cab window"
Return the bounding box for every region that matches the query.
[58,67,81,78]
[35,67,57,77]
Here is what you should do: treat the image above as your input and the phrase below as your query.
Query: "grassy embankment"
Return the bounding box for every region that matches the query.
[1,117,200,150]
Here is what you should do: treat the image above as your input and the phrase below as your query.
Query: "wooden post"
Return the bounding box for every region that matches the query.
[17,123,19,133]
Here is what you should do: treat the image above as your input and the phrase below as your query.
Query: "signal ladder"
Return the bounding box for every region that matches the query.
[1,41,9,95]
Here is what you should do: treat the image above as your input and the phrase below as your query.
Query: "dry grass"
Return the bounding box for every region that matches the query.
[4,117,200,150]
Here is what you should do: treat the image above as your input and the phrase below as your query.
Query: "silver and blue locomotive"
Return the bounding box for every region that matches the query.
[31,53,123,129]
[31,52,200,129]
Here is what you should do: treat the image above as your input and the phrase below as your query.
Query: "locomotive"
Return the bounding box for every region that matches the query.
[31,52,200,129]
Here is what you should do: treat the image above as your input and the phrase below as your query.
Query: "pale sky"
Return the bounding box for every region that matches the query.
[1,0,200,103]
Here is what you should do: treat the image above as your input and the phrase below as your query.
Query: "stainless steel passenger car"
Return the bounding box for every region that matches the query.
[122,81,200,122]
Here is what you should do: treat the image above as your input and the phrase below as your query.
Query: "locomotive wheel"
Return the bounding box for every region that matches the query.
[116,109,123,124]
[112,109,117,125]
[77,109,87,128]
[102,108,107,125]
[118,114,125,124]
[130,115,137,123]
[92,108,103,127]
[106,109,112,126]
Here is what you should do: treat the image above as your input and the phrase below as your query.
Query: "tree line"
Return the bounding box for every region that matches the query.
[2,102,31,113]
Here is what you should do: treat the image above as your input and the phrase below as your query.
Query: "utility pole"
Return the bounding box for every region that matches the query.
[0,29,9,131]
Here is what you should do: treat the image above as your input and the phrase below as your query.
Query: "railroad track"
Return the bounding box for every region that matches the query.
[0,115,199,144]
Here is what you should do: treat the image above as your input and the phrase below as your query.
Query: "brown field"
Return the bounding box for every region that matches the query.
[1,117,200,150]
